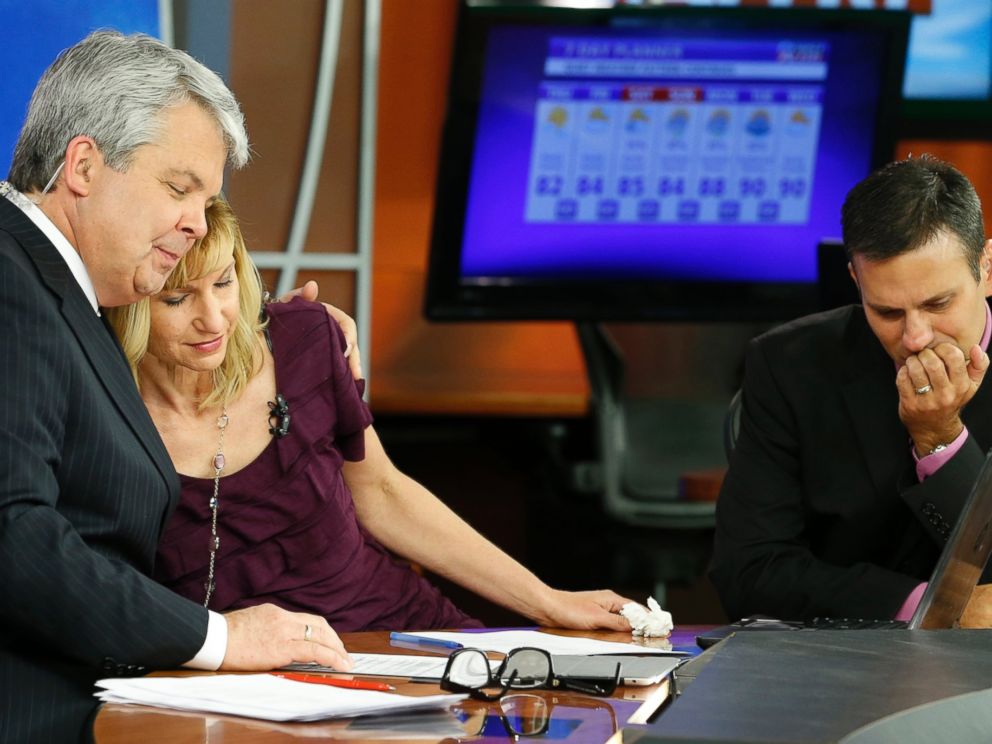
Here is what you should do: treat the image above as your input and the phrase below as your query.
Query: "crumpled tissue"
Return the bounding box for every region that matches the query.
[620,596,674,637]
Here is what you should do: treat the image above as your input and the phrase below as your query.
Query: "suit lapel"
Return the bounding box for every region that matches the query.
[0,197,176,491]
[65,292,177,490]
[840,310,909,498]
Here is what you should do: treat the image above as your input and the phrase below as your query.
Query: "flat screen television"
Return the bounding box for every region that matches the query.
[425,2,910,322]
[901,0,992,138]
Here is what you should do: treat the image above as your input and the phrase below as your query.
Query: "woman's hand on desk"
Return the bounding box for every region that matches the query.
[533,589,634,631]
[220,603,353,672]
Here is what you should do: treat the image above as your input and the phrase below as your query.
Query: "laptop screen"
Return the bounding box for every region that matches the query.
[909,450,992,629]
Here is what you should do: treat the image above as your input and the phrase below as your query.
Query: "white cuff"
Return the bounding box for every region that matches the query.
[182,610,228,670]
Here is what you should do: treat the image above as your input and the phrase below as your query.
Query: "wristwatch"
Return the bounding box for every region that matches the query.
[928,443,948,457]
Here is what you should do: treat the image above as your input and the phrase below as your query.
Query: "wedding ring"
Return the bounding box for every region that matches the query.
[915,384,933,395]
[304,624,313,642]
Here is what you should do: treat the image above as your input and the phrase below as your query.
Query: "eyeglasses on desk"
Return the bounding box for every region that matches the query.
[440,647,621,701]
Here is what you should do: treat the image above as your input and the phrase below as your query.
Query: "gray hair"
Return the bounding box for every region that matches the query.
[8,30,249,192]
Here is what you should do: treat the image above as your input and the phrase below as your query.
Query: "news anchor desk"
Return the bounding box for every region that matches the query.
[95,626,992,743]
[93,628,690,743]
[629,628,992,744]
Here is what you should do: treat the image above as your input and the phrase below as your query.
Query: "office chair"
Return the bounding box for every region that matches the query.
[818,240,861,310]
[576,323,721,529]
[575,323,725,605]
[718,242,853,465]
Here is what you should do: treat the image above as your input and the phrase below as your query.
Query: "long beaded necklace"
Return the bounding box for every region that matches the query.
[203,407,229,607]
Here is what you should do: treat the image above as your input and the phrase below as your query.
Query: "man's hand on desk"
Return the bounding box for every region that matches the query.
[278,281,363,380]
[220,603,353,672]
[533,589,634,632]
[960,584,992,628]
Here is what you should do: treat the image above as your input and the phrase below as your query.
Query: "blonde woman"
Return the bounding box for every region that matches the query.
[108,198,632,634]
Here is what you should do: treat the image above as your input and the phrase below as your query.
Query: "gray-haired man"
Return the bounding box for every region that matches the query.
[0,31,350,740]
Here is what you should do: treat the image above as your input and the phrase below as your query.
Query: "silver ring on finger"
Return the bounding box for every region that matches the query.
[304,623,313,642]
[915,384,933,395]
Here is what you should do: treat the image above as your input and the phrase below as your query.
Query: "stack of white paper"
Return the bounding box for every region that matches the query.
[95,674,465,722]
[288,652,500,680]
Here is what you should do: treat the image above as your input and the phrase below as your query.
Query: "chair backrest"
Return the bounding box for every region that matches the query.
[818,239,860,310]
[723,388,742,462]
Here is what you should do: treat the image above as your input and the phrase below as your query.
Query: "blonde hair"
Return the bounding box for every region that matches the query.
[107,198,266,410]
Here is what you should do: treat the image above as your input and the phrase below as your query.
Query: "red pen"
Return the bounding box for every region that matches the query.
[270,672,396,692]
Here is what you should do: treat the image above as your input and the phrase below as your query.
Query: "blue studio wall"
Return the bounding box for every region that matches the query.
[0,0,161,179]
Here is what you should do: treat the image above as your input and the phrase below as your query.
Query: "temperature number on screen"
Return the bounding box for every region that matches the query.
[577,175,605,195]
[618,176,644,196]
[779,178,806,198]
[739,178,766,197]
[698,177,725,197]
[535,175,563,196]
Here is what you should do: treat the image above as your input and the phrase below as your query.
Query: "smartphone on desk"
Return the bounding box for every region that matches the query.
[552,655,682,686]
[695,617,805,649]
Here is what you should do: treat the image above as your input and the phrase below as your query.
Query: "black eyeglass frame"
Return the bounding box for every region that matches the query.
[440,646,621,701]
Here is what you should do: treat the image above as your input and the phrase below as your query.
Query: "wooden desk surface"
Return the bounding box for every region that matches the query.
[93,628,700,743]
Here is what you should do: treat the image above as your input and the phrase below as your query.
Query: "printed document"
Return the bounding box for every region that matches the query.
[410,629,676,655]
[287,653,499,680]
[95,674,465,722]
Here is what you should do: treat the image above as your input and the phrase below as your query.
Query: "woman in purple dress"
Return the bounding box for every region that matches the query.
[108,199,631,647]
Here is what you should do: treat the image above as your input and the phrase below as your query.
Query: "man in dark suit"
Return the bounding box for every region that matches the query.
[0,31,352,742]
[711,156,992,623]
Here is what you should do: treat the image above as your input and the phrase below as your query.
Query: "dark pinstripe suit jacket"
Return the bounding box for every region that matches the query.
[0,197,208,742]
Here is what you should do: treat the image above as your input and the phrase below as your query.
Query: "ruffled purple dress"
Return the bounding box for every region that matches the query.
[154,298,480,630]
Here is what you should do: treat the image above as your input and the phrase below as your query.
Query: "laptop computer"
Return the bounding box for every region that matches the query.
[697,448,992,648]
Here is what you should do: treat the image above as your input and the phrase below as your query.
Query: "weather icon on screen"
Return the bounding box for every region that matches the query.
[548,106,568,129]
[666,109,690,138]
[706,109,731,137]
[585,106,611,134]
[542,106,570,139]
[787,109,812,136]
[625,107,650,134]
[745,110,772,137]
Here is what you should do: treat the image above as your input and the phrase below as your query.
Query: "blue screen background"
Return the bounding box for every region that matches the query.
[0,0,161,181]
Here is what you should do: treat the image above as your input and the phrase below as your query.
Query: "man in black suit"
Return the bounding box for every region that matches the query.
[0,31,353,742]
[711,156,992,624]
